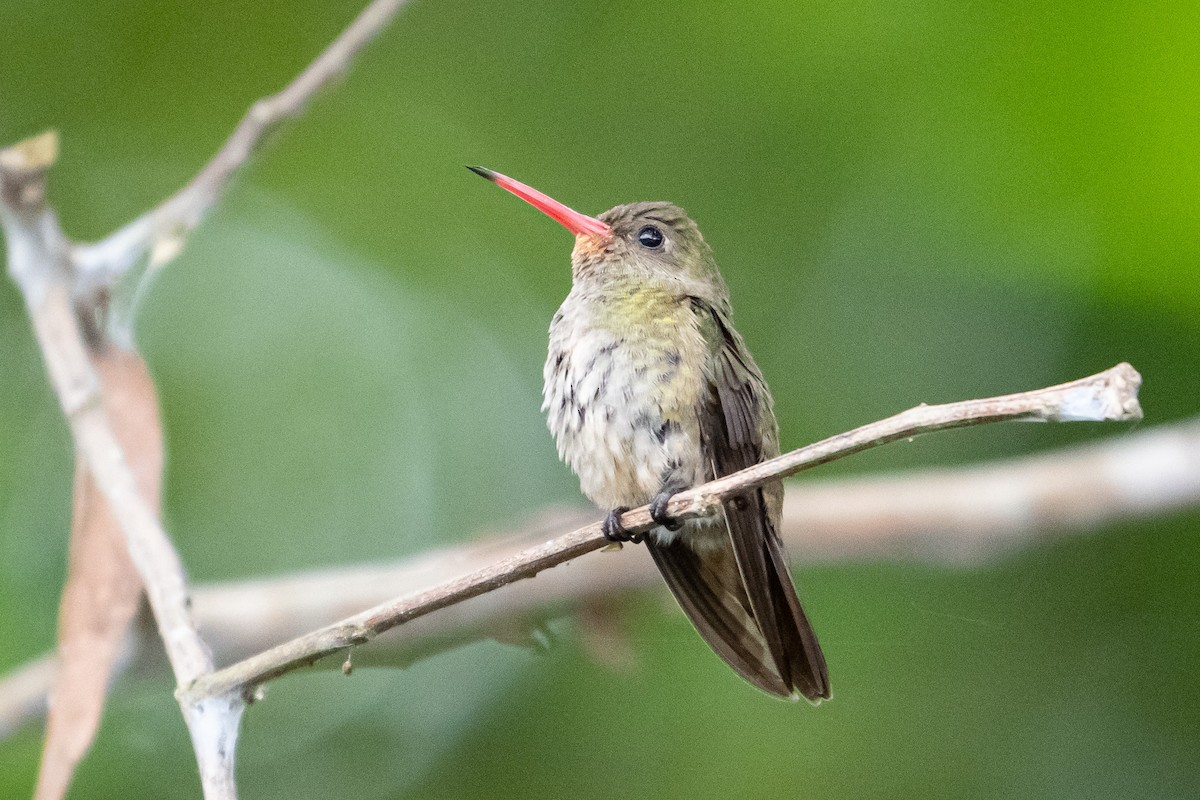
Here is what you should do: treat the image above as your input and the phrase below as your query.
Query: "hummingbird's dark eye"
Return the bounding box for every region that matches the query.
[637,225,665,249]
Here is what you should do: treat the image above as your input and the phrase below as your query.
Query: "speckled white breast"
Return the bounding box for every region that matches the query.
[542,286,709,512]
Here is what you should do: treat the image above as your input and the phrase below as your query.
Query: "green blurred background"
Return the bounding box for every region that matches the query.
[2,0,1198,797]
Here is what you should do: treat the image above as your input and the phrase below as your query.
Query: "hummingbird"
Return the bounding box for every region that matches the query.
[469,166,830,702]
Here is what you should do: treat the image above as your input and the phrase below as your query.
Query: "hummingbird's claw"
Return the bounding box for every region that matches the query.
[650,491,684,532]
[603,507,645,544]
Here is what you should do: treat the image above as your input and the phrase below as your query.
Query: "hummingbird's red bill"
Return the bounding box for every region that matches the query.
[468,166,611,238]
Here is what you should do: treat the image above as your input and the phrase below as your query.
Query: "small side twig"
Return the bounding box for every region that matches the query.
[71,0,414,290]
[182,363,1142,702]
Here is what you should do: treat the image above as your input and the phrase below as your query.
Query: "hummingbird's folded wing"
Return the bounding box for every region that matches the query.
[665,301,831,701]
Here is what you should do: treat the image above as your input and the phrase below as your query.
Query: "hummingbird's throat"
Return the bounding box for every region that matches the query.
[572,232,610,259]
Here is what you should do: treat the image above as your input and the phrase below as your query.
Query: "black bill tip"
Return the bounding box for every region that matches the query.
[466,165,497,182]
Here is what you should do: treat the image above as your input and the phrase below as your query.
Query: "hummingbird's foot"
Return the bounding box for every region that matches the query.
[602,507,645,544]
[650,490,684,532]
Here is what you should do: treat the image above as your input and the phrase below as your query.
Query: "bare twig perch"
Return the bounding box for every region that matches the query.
[7,411,1199,742]
[181,363,1142,702]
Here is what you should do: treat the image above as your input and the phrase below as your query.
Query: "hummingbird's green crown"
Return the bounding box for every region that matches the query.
[574,202,730,306]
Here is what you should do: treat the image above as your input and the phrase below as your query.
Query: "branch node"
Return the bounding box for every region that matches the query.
[249,99,275,125]
[0,130,59,212]
[1048,362,1143,423]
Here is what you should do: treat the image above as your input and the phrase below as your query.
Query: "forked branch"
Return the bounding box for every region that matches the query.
[3,2,417,797]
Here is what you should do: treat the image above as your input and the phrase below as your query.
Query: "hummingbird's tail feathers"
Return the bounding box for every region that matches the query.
[760,518,831,702]
[647,536,793,699]
[722,490,831,703]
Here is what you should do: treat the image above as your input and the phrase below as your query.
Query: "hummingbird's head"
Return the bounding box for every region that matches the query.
[468,166,729,303]
[586,201,724,295]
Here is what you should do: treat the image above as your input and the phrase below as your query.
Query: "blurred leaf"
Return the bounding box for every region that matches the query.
[35,348,157,800]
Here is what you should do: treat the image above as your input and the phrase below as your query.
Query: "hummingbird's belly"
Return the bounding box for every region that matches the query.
[543,311,709,511]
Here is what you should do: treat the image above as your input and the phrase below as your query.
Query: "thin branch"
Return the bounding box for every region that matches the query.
[180,363,1142,702]
[5,2,417,794]
[7,411,1192,740]
[1,134,236,797]
[185,411,1200,654]
[71,0,413,289]
[663,362,1143,522]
